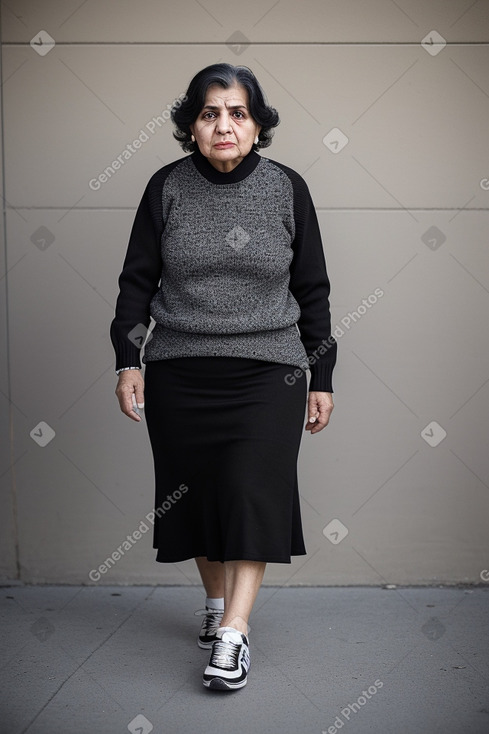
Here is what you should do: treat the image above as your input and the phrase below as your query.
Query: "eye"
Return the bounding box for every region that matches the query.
[202,111,215,120]
[233,110,245,119]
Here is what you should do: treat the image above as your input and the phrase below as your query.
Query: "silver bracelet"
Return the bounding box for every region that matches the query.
[115,366,141,375]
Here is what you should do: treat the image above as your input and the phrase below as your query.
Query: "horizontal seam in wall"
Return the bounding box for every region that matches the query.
[1,41,489,47]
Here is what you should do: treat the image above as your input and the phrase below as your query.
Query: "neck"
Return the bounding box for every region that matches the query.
[191,146,261,185]
[208,157,243,173]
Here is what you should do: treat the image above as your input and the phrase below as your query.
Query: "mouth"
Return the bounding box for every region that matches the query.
[214,142,235,149]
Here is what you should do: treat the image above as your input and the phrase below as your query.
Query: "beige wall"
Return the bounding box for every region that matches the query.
[1,0,488,585]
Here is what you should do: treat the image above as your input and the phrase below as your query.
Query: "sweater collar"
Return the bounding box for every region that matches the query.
[191,145,261,185]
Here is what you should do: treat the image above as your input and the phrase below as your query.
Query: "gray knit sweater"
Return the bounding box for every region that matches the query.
[110,147,337,392]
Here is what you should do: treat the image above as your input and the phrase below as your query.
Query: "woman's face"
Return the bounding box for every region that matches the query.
[190,83,261,173]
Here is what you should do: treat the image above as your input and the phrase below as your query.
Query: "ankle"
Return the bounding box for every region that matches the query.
[205,596,224,611]
[219,615,250,636]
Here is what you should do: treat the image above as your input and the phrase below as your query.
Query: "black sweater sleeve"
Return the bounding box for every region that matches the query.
[109,172,165,371]
[275,163,337,392]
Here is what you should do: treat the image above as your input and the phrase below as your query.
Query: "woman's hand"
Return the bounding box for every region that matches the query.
[115,370,145,422]
[305,391,334,434]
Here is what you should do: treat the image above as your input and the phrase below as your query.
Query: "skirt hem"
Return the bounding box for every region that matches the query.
[154,550,308,564]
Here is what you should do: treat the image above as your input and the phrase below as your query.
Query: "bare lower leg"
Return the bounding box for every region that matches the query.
[195,556,225,599]
[221,560,266,635]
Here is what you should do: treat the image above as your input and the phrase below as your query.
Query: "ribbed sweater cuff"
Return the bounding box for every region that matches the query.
[112,339,142,372]
[308,359,334,393]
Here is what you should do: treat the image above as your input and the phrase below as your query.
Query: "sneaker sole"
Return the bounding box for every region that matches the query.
[203,676,247,690]
[197,638,215,650]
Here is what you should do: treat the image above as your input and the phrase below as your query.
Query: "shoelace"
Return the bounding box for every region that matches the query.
[210,639,241,670]
[194,608,223,636]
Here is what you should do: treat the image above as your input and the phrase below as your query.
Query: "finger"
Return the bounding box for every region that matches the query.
[305,415,319,431]
[134,381,145,409]
[306,417,326,433]
[307,397,319,424]
[306,417,323,432]
[131,393,141,417]
[319,403,334,426]
[305,410,318,429]
[126,392,142,421]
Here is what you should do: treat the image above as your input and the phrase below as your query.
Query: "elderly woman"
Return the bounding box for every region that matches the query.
[110,63,336,691]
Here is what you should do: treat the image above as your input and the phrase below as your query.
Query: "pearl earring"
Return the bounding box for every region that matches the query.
[254,135,259,144]
[191,134,195,142]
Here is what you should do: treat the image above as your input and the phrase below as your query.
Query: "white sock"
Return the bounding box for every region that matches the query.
[206,596,224,611]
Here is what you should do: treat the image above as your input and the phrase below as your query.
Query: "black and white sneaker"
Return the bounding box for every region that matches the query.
[203,626,250,690]
[195,607,224,649]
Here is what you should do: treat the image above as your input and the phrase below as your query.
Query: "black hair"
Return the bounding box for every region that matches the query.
[171,63,280,152]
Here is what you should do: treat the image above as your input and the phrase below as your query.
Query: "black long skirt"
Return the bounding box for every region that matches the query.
[143,356,308,563]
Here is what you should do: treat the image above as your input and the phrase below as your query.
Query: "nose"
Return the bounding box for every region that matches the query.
[216,111,232,134]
